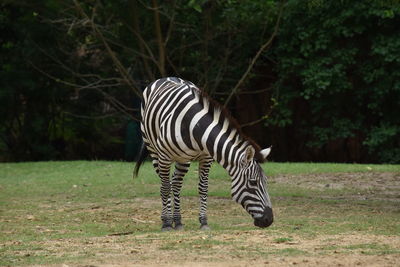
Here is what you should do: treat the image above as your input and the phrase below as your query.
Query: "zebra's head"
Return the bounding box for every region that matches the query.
[231,146,273,228]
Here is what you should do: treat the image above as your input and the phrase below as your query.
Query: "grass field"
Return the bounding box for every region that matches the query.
[0,161,399,266]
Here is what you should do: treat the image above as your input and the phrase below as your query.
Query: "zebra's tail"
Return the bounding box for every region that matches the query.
[133,142,148,178]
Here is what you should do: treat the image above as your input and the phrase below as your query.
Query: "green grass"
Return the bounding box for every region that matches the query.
[0,161,399,265]
[263,162,399,175]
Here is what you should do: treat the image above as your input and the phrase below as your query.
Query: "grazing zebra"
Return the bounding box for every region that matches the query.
[134,77,273,230]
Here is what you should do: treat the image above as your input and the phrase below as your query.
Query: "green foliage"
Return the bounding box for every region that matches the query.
[0,3,61,160]
[0,0,278,161]
[363,123,400,163]
[0,2,132,161]
[1,0,399,163]
[271,0,400,163]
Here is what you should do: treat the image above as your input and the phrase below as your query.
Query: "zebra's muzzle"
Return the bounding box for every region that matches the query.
[253,207,273,228]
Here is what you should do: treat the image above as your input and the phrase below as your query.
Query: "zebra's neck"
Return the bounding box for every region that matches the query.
[212,131,248,178]
[196,106,248,177]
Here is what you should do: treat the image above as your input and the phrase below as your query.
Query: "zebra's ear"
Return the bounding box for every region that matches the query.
[244,146,255,164]
[260,146,272,160]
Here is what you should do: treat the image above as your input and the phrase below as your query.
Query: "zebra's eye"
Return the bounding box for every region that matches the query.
[249,179,258,187]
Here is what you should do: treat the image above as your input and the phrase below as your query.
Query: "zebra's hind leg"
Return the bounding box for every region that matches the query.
[157,158,174,231]
[171,162,190,230]
[198,158,213,230]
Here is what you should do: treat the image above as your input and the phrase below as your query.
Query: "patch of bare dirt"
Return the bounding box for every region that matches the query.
[272,172,400,201]
[89,255,399,267]
[25,231,400,267]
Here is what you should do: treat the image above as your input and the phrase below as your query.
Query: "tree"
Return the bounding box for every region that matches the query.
[0,0,280,161]
[270,0,400,163]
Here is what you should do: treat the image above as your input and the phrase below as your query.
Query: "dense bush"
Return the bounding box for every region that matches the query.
[1,0,399,163]
[270,0,400,163]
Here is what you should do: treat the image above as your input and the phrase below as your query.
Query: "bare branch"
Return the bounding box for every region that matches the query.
[129,0,156,80]
[163,0,176,47]
[73,0,143,98]
[240,115,270,128]
[30,60,123,91]
[29,62,82,88]
[63,112,121,120]
[240,98,278,128]
[208,36,234,95]
[214,86,272,96]
[30,61,140,121]
[152,0,166,76]
[223,2,284,107]
[103,36,156,63]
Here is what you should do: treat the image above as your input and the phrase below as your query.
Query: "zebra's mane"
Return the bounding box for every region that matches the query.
[196,88,266,163]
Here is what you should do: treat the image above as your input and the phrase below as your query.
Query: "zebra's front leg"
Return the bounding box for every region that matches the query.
[198,158,213,230]
[171,162,190,230]
[158,158,173,231]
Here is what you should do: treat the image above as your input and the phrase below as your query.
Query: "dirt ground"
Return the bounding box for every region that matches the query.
[100,255,399,267]
[36,232,400,267]
[273,172,400,202]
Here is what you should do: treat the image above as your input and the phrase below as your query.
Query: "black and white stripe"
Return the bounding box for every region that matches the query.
[136,77,273,230]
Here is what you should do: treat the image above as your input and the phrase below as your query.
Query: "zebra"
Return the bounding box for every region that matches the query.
[134,77,273,230]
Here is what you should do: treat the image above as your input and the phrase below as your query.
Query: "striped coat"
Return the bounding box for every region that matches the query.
[135,77,273,230]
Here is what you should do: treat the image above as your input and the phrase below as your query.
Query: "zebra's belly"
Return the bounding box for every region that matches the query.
[156,144,206,162]
[144,136,208,163]
[170,151,209,163]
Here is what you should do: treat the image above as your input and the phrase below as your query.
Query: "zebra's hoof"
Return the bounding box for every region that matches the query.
[161,226,174,232]
[200,224,211,231]
[174,224,184,230]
